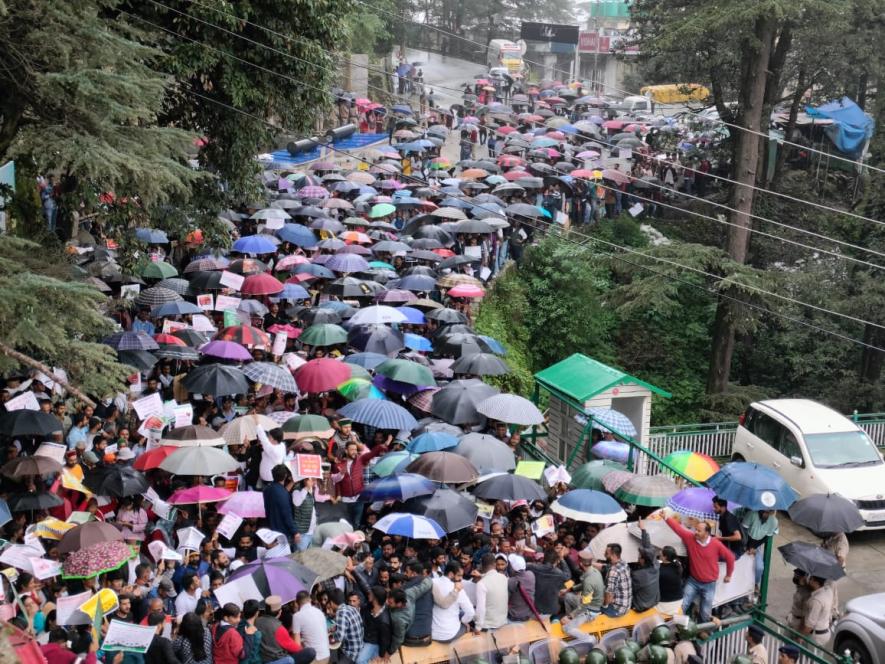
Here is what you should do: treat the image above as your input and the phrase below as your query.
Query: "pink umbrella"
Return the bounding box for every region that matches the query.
[603,119,624,130]
[267,323,302,339]
[218,490,266,518]
[295,358,352,393]
[276,255,310,270]
[168,486,232,505]
[447,284,485,298]
[242,273,284,295]
[601,169,631,185]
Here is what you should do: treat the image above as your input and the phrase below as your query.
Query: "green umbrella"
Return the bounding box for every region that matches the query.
[570,460,626,491]
[614,474,680,507]
[368,260,396,270]
[369,203,396,218]
[347,364,371,380]
[337,378,385,401]
[140,261,178,279]
[375,358,436,386]
[372,451,418,477]
[282,414,334,440]
[299,323,348,347]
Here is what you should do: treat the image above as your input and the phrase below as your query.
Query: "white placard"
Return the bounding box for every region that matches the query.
[255,528,284,545]
[213,574,264,609]
[120,284,140,300]
[0,544,44,572]
[219,271,245,291]
[464,245,482,258]
[215,294,242,312]
[151,499,173,521]
[35,442,67,464]
[479,267,492,281]
[265,217,285,230]
[143,486,162,505]
[712,553,755,607]
[628,203,644,217]
[265,540,292,558]
[132,392,164,420]
[30,557,62,580]
[618,148,633,159]
[191,314,217,333]
[272,332,287,357]
[173,404,193,428]
[176,526,205,552]
[196,294,214,311]
[103,619,158,653]
[4,391,39,412]
[56,591,93,626]
[216,513,243,541]
[148,540,182,563]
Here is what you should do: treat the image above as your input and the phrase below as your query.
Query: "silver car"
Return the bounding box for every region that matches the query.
[834,593,885,663]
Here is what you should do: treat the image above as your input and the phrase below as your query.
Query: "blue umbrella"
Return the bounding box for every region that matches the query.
[396,307,426,324]
[551,489,627,524]
[395,274,437,291]
[391,104,413,115]
[586,407,637,437]
[277,224,318,247]
[358,473,436,502]
[233,235,277,254]
[326,253,370,274]
[404,333,433,352]
[0,498,12,527]
[344,352,389,370]
[103,331,159,351]
[375,513,445,539]
[292,264,335,279]
[338,398,418,431]
[277,284,310,301]
[707,462,799,510]
[407,431,458,454]
[135,228,169,244]
[151,301,202,317]
[478,335,506,355]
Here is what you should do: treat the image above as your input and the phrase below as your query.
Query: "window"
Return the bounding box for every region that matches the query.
[777,430,803,462]
[749,410,784,448]
[804,431,882,468]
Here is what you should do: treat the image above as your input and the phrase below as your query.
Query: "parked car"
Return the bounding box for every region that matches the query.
[732,399,885,530]
[834,593,885,663]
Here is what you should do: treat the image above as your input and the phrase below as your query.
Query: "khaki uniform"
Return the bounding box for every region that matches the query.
[787,583,812,631]
[748,642,768,664]
[822,533,849,566]
[805,584,835,646]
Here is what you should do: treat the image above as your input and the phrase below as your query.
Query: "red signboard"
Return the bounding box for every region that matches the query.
[579,31,610,53]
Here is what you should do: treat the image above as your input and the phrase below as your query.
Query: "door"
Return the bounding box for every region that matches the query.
[771,427,808,495]
[741,408,782,468]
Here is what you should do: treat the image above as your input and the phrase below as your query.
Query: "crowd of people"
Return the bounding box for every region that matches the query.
[9,83,848,664]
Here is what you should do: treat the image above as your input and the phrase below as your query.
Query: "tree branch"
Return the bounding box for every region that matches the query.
[0,341,96,408]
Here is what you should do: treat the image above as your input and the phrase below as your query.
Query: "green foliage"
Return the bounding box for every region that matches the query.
[0,237,132,398]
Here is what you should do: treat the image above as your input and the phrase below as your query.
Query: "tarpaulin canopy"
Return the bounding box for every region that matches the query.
[806,96,874,159]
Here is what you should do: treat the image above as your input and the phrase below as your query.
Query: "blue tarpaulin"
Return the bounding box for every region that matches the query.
[806,96,874,159]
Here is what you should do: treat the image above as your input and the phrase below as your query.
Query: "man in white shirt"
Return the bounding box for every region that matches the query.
[290,590,331,663]
[257,425,288,484]
[473,552,508,631]
[174,572,201,621]
[431,561,475,643]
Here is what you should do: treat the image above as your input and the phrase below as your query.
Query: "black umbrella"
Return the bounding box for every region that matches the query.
[402,486,479,533]
[430,378,499,425]
[172,329,210,347]
[348,324,405,355]
[778,542,845,580]
[118,349,159,372]
[182,364,250,396]
[298,307,343,325]
[84,466,149,498]
[451,353,511,376]
[425,308,468,324]
[473,474,546,501]
[436,333,492,358]
[8,491,64,512]
[788,493,865,534]
[454,433,517,474]
[2,455,62,478]
[454,219,494,234]
[0,410,63,437]
[432,323,475,339]
[327,278,383,298]
[188,270,224,291]
[437,255,481,270]
[506,203,547,219]
[412,225,454,245]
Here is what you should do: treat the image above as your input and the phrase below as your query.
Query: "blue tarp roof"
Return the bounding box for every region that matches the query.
[806,96,874,159]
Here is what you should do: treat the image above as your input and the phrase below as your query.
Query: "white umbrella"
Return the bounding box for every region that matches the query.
[251,208,291,220]
[476,393,544,425]
[587,522,641,563]
[348,305,409,326]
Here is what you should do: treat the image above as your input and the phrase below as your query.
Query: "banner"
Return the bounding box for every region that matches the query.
[521,21,580,44]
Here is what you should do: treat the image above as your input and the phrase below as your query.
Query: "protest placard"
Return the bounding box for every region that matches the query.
[196,294,214,311]
[219,270,245,291]
[103,620,157,653]
[291,454,324,479]
[215,294,241,312]
[216,513,243,541]
[4,391,39,412]
[132,392,163,420]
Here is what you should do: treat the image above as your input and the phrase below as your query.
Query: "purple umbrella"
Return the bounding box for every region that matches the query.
[590,440,631,464]
[666,487,738,521]
[376,289,418,304]
[200,340,253,361]
[226,558,318,604]
[325,253,370,273]
[372,374,429,396]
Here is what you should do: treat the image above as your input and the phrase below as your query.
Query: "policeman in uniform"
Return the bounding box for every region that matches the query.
[778,644,800,664]
[803,575,835,646]
[746,624,768,664]
[787,569,811,631]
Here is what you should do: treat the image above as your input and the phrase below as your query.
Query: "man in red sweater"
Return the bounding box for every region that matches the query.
[213,603,245,664]
[665,516,735,622]
[333,439,388,528]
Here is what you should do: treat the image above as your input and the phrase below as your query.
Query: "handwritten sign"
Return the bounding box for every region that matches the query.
[4,391,39,412]
[216,513,243,541]
[132,392,163,420]
[291,454,323,479]
[215,294,241,312]
[272,331,288,357]
[196,294,214,311]
[219,270,245,291]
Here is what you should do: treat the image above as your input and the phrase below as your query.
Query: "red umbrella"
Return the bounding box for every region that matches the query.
[503,170,531,181]
[133,446,179,471]
[153,333,187,346]
[242,273,284,295]
[497,126,517,135]
[497,155,525,168]
[217,324,271,348]
[447,284,485,298]
[295,358,352,393]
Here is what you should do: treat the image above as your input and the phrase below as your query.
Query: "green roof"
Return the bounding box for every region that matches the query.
[535,353,671,403]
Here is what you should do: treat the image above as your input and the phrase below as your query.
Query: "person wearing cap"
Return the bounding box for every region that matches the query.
[62,449,84,481]
[473,552,508,631]
[116,446,136,465]
[745,624,768,664]
[506,553,536,622]
[150,578,177,617]
[563,549,604,620]
[778,645,800,663]
[255,595,316,664]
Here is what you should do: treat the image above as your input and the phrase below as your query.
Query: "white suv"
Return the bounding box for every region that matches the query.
[733,399,885,530]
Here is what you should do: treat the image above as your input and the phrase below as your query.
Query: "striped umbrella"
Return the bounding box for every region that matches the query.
[242,362,298,392]
[407,388,440,414]
[339,399,418,431]
[154,344,200,361]
[601,469,636,494]
[135,286,182,307]
[614,475,680,507]
[359,474,436,502]
[570,460,626,491]
[298,185,330,199]
[667,487,736,521]
[375,513,445,539]
[586,407,637,437]
[157,278,191,296]
[217,325,271,349]
[103,331,158,351]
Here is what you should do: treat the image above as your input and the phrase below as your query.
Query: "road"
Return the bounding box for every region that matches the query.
[404,48,486,107]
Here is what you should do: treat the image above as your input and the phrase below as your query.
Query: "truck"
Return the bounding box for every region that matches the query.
[487,39,525,76]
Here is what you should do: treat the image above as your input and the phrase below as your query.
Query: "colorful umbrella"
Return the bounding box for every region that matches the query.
[551,489,627,524]
[662,450,720,482]
[227,558,318,604]
[62,540,135,579]
[218,491,266,518]
[337,377,385,401]
[359,473,437,502]
[217,325,271,349]
[133,446,178,471]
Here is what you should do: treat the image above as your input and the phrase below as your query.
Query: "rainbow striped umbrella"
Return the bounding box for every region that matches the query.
[337,378,386,401]
[662,450,720,482]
